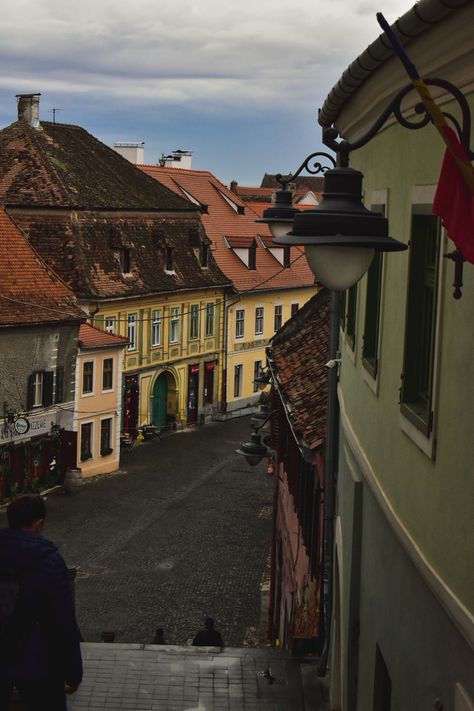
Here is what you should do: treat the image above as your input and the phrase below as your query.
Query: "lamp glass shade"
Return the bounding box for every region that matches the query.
[304,244,375,291]
[268,220,293,241]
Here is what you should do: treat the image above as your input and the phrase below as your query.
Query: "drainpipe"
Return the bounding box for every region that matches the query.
[318,291,340,675]
[221,291,229,412]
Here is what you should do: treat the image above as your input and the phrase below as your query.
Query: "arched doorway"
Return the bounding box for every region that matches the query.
[151,371,177,428]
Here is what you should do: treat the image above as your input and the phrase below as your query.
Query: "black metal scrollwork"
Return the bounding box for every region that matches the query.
[275,151,337,190]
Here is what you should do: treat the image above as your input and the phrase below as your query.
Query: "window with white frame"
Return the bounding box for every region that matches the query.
[274,304,282,331]
[205,303,215,336]
[255,307,264,335]
[105,317,116,334]
[27,371,53,409]
[80,422,93,461]
[82,361,94,394]
[253,361,262,393]
[234,364,243,397]
[102,358,113,391]
[151,309,162,346]
[400,212,441,436]
[33,371,43,406]
[127,313,137,351]
[170,307,180,343]
[100,417,113,455]
[235,309,245,339]
[189,304,199,339]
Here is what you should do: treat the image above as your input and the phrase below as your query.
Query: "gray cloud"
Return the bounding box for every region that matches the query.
[0,0,415,110]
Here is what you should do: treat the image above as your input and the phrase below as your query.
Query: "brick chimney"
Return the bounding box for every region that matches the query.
[16,93,41,128]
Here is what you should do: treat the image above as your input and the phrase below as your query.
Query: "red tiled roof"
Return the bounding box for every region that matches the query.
[139,165,315,294]
[261,173,325,196]
[0,208,84,327]
[225,235,256,248]
[269,289,330,452]
[79,323,128,349]
[232,186,274,199]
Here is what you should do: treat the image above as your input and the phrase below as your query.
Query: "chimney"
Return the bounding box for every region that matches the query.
[160,149,193,170]
[16,93,41,128]
[113,142,145,165]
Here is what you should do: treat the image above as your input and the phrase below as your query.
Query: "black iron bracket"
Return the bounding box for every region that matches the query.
[321,78,473,298]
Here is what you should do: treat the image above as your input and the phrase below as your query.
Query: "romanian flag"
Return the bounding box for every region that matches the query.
[377,13,474,263]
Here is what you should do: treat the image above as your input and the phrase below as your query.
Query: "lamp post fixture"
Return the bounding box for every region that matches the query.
[258,77,473,295]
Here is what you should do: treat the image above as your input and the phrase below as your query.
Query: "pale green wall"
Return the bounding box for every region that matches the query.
[338,95,474,614]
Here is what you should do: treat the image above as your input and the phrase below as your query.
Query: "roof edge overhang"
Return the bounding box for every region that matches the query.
[91,281,230,304]
[0,316,85,329]
[267,349,322,462]
[5,204,200,215]
[319,0,472,129]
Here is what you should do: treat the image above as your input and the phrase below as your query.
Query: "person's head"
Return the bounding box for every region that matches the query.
[205,617,215,629]
[7,495,46,533]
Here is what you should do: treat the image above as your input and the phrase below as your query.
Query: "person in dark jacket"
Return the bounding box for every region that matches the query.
[0,495,83,711]
[192,617,224,647]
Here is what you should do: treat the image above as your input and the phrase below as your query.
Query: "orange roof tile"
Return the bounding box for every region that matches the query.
[79,323,128,349]
[0,208,84,326]
[139,165,315,294]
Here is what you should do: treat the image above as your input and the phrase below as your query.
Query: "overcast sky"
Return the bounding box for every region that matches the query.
[0,0,416,184]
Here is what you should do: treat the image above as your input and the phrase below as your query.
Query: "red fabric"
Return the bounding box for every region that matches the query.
[432,126,474,264]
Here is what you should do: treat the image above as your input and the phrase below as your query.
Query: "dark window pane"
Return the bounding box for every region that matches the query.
[400,214,440,434]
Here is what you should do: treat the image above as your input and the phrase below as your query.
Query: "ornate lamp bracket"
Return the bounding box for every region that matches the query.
[321,78,473,298]
[274,151,336,190]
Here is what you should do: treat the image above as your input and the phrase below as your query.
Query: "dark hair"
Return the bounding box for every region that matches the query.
[7,495,46,529]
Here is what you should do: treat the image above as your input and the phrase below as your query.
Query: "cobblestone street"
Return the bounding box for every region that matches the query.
[17,417,274,647]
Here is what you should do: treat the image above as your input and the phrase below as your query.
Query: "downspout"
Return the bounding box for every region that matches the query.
[221,290,229,412]
[318,290,340,675]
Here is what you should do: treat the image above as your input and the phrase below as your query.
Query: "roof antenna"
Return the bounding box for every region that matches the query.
[48,108,62,155]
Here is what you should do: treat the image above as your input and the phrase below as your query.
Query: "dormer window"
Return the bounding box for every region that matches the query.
[248,244,256,270]
[201,243,209,268]
[121,247,131,274]
[258,236,291,267]
[165,247,174,272]
[224,236,258,270]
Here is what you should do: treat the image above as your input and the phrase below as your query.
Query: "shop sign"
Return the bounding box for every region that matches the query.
[0,414,50,444]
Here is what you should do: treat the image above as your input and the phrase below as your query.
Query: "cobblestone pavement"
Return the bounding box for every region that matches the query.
[68,644,307,711]
[7,417,275,647]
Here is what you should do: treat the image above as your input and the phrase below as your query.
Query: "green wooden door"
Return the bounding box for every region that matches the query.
[152,374,168,427]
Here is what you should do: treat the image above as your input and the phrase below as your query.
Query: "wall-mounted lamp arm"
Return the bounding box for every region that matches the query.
[275,151,337,190]
[323,78,473,167]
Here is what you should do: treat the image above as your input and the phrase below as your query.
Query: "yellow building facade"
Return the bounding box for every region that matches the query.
[225,286,316,411]
[93,286,226,432]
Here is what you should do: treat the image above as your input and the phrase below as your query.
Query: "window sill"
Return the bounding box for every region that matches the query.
[362,358,379,396]
[399,410,435,459]
[80,454,93,462]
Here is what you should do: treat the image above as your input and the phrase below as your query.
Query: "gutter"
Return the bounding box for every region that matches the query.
[319,0,471,129]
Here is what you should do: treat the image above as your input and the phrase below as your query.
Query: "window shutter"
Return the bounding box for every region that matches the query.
[43,371,54,407]
[55,366,64,404]
[27,374,35,410]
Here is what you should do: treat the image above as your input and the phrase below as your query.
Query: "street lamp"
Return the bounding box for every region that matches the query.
[258,79,474,292]
[236,429,269,467]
